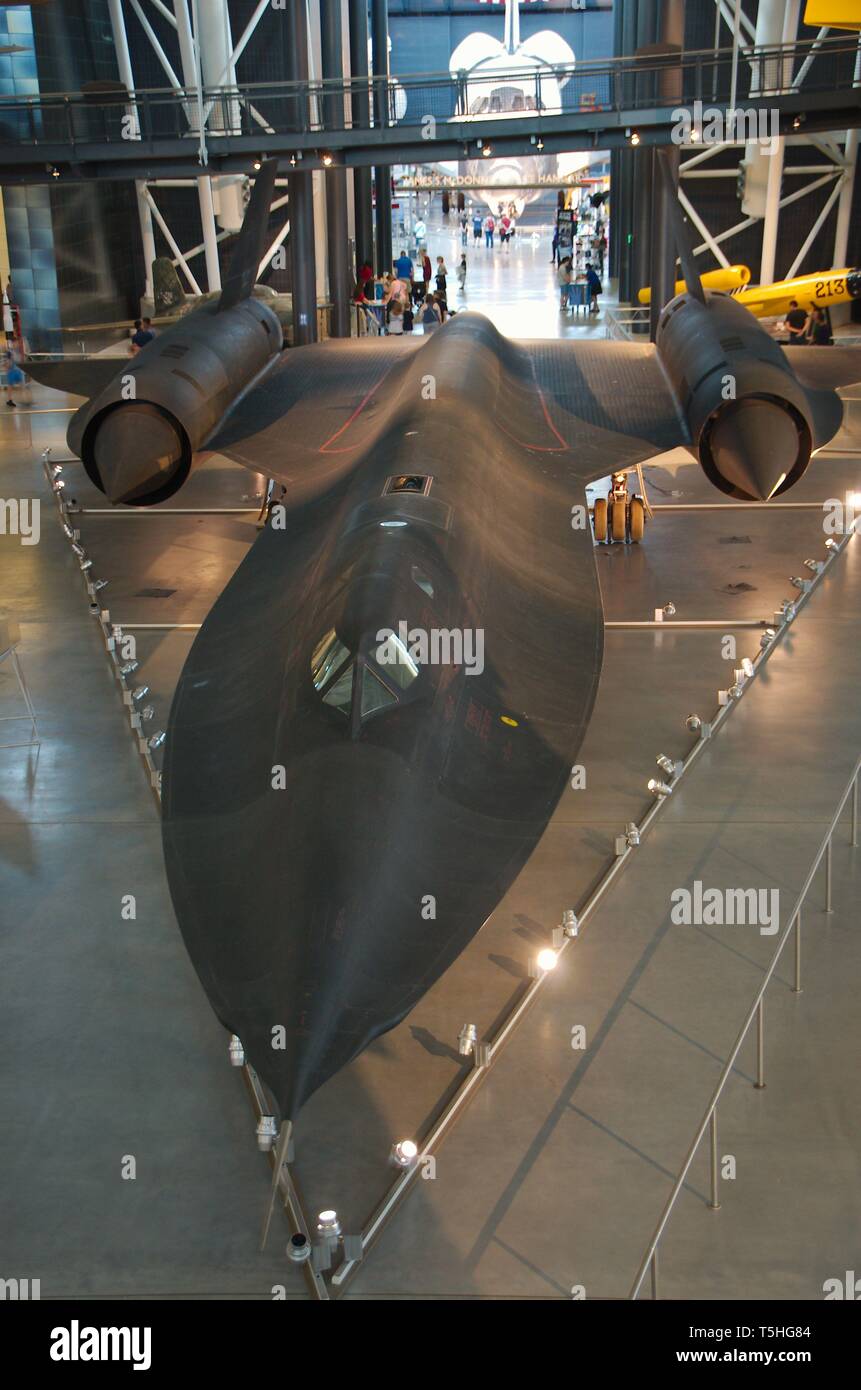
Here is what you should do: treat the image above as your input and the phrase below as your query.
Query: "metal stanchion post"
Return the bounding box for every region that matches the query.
[754,999,766,1089]
[650,1250,659,1300]
[709,1110,721,1210]
[793,909,802,994]
[825,837,833,913]
[852,775,858,849]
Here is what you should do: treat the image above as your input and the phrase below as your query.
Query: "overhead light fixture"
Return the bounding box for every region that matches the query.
[252,157,262,171]
[629,130,640,146]
[792,114,804,130]
[689,126,701,142]
[390,1139,418,1169]
[536,137,544,151]
[321,151,333,167]
[481,142,492,157]
[228,1034,245,1067]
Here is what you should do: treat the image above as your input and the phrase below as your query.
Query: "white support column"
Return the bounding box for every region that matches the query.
[107,0,157,303]
[833,37,861,269]
[197,175,222,292]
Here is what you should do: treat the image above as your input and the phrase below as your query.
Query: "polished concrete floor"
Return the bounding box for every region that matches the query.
[1,288,860,1300]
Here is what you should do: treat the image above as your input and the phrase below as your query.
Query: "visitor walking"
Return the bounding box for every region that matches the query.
[472,212,482,245]
[484,214,495,248]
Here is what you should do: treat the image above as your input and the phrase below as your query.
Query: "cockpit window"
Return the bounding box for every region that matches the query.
[312,630,350,691]
[312,628,421,731]
[360,664,398,718]
[373,632,420,691]
[322,661,355,713]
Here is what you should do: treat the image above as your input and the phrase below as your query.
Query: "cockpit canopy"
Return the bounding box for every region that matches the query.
[311,628,421,734]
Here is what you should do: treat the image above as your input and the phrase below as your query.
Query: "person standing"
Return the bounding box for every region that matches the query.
[550,227,559,265]
[419,295,441,332]
[584,261,602,314]
[500,210,512,250]
[457,255,467,295]
[435,256,448,312]
[413,217,427,253]
[472,211,482,245]
[558,257,572,311]
[394,247,414,286]
[781,298,809,344]
[460,212,468,247]
[484,213,495,248]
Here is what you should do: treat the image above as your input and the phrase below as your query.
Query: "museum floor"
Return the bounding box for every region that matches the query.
[1,267,860,1299]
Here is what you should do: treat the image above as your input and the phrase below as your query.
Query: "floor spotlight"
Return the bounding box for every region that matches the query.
[803,558,821,573]
[741,657,754,678]
[317,1209,341,1239]
[648,778,672,798]
[789,575,805,590]
[562,908,579,937]
[148,730,166,750]
[140,705,155,723]
[655,754,675,776]
[256,1115,278,1152]
[686,714,701,733]
[92,578,108,592]
[79,557,93,571]
[119,660,139,678]
[131,685,150,703]
[71,542,85,558]
[228,1034,245,1066]
[390,1138,418,1169]
[287,1233,311,1263]
[825,538,839,552]
[625,822,640,847]
[535,947,558,973]
[760,628,776,648]
[458,1023,477,1056]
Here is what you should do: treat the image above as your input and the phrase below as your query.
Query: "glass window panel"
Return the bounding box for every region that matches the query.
[311,629,350,691]
[373,633,420,690]
[322,661,354,714]
[361,665,398,720]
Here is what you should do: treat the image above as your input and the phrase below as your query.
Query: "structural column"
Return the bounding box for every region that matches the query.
[321,0,351,336]
[631,0,658,316]
[648,0,684,339]
[288,0,318,345]
[371,0,392,276]
[349,0,374,275]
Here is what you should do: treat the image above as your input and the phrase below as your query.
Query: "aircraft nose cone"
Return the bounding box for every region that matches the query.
[709,398,799,501]
[93,404,185,504]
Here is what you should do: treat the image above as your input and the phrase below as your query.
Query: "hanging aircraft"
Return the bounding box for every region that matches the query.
[26,158,861,1129]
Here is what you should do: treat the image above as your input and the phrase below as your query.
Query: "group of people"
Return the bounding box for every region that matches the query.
[466,205,517,250]
[779,299,834,346]
[353,247,467,334]
[557,257,603,314]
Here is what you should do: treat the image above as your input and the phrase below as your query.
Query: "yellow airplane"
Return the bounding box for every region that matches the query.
[638,264,750,304]
[729,267,861,318]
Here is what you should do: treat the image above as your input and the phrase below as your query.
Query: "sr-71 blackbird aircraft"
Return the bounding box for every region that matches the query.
[28,159,861,1129]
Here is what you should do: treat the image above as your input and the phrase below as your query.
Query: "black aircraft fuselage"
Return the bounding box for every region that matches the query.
[161,317,603,1121]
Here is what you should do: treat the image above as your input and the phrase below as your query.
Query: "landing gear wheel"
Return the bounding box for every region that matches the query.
[629,497,645,543]
[593,497,608,543]
[611,500,627,542]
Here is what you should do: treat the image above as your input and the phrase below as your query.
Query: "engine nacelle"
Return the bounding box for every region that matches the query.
[656,290,814,501]
[69,296,281,506]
